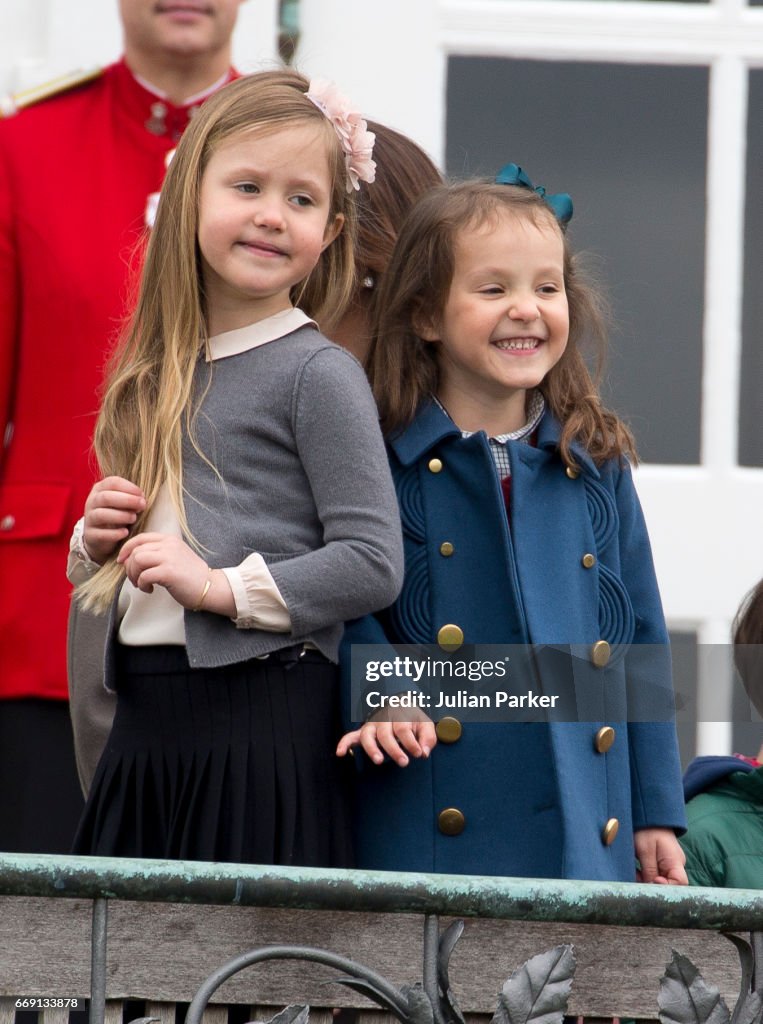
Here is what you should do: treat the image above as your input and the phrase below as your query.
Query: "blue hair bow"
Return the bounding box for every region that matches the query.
[495,163,573,226]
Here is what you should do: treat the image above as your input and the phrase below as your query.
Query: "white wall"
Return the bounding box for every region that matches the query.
[295,0,444,166]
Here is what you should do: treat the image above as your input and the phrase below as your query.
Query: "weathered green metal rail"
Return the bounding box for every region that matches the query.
[1,852,762,931]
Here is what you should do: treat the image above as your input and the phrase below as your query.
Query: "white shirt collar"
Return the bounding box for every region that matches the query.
[436,389,546,443]
[132,68,232,107]
[206,308,317,362]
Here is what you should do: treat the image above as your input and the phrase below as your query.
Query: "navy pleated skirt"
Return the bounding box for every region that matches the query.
[72,644,354,867]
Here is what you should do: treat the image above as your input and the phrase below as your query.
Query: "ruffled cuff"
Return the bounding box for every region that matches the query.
[67,517,100,585]
[222,552,292,632]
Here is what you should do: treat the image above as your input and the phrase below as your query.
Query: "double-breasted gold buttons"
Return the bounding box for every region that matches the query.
[440,541,455,557]
[582,553,596,569]
[594,726,616,753]
[566,465,580,479]
[428,458,443,473]
[602,818,620,845]
[591,640,611,668]
[438,808,465,835]
[436,716,462,744]
[437,624,464,652]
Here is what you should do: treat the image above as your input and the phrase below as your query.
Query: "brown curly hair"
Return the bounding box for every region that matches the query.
[366,179,637,470]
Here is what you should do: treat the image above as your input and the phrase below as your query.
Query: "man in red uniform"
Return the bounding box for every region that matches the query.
[0,0,245,852]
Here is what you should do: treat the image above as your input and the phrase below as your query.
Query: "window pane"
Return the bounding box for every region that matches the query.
[739,69,763,466]
[446,58,707,464]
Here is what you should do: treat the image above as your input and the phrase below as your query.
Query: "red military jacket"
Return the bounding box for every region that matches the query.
[0,59,235,699]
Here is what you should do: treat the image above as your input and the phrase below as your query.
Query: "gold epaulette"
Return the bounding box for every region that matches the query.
[0,67,103,119]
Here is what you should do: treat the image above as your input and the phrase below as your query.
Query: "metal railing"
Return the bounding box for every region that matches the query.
[1,854,762,1024]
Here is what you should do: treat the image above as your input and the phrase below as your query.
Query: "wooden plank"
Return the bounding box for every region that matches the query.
[0,897,743,1019]
[41,1008,70,1024]
[145,1003,175,1024]
[100,903,741,1017]
[104,1001,124,1024]
[356,1012,396,1024]
[0,897,92,997]
[307,1012,333,1024]
[200,1005,227,1024]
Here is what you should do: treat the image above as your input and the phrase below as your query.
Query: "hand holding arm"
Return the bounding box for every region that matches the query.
[117,532,236,616]
[634,827,688,885]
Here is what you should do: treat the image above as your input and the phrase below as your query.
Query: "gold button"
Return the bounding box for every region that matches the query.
[438,807,465,836]
[437,624,464,652]
[582,553,596,569]
[428,458,443,473]
[602,818,619,845]
[436,716,462,744]
[594,726,615,753]
[565,465,580,479]
[440,541,455,557]
[591,640,611,668]
[0,514,15,531]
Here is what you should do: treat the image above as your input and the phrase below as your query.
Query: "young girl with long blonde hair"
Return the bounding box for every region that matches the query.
[338,168,687,884]
[68,70,403,865]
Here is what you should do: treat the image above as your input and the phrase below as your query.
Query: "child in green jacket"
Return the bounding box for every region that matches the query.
[680,579,763,888]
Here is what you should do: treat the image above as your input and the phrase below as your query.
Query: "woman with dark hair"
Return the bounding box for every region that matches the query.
[331,121,442,362]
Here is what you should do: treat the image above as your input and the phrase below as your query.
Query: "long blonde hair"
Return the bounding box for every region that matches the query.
[367,180,636,469]
[78,70,358,611]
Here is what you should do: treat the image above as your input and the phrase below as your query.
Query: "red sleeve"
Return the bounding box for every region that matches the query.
[0,128,19,474]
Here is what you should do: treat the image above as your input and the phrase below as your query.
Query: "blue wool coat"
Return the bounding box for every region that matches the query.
[342,401,686,882]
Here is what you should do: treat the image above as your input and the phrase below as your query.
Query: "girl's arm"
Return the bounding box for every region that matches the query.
[117,534,291,626]
[336,615,438,767]
[117,349,403,628]
[266,346,405,633]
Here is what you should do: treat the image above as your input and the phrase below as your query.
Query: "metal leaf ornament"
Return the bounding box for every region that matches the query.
[438,920,467,1024]
[335,974,411,1020]
[733,993,763,1024]
[252,1007,310,1024]
[723,933,763,1024]
[491,944,576,1024]
[401,983,436,1024]
[658,952,731,1024]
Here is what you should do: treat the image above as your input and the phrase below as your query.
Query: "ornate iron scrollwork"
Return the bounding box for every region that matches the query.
[165,916,763,1024]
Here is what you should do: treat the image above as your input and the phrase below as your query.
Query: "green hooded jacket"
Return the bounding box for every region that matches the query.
[681,767,763,888]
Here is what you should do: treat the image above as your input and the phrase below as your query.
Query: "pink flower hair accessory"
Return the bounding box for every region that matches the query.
[306,78,376,192]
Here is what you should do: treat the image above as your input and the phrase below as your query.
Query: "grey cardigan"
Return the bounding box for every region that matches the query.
[103,325,404,688]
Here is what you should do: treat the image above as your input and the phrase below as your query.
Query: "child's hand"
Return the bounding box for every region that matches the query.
[117,533,234,615]
[634,827,688,885]
[83,476,146,564]
[336,709,437,767]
